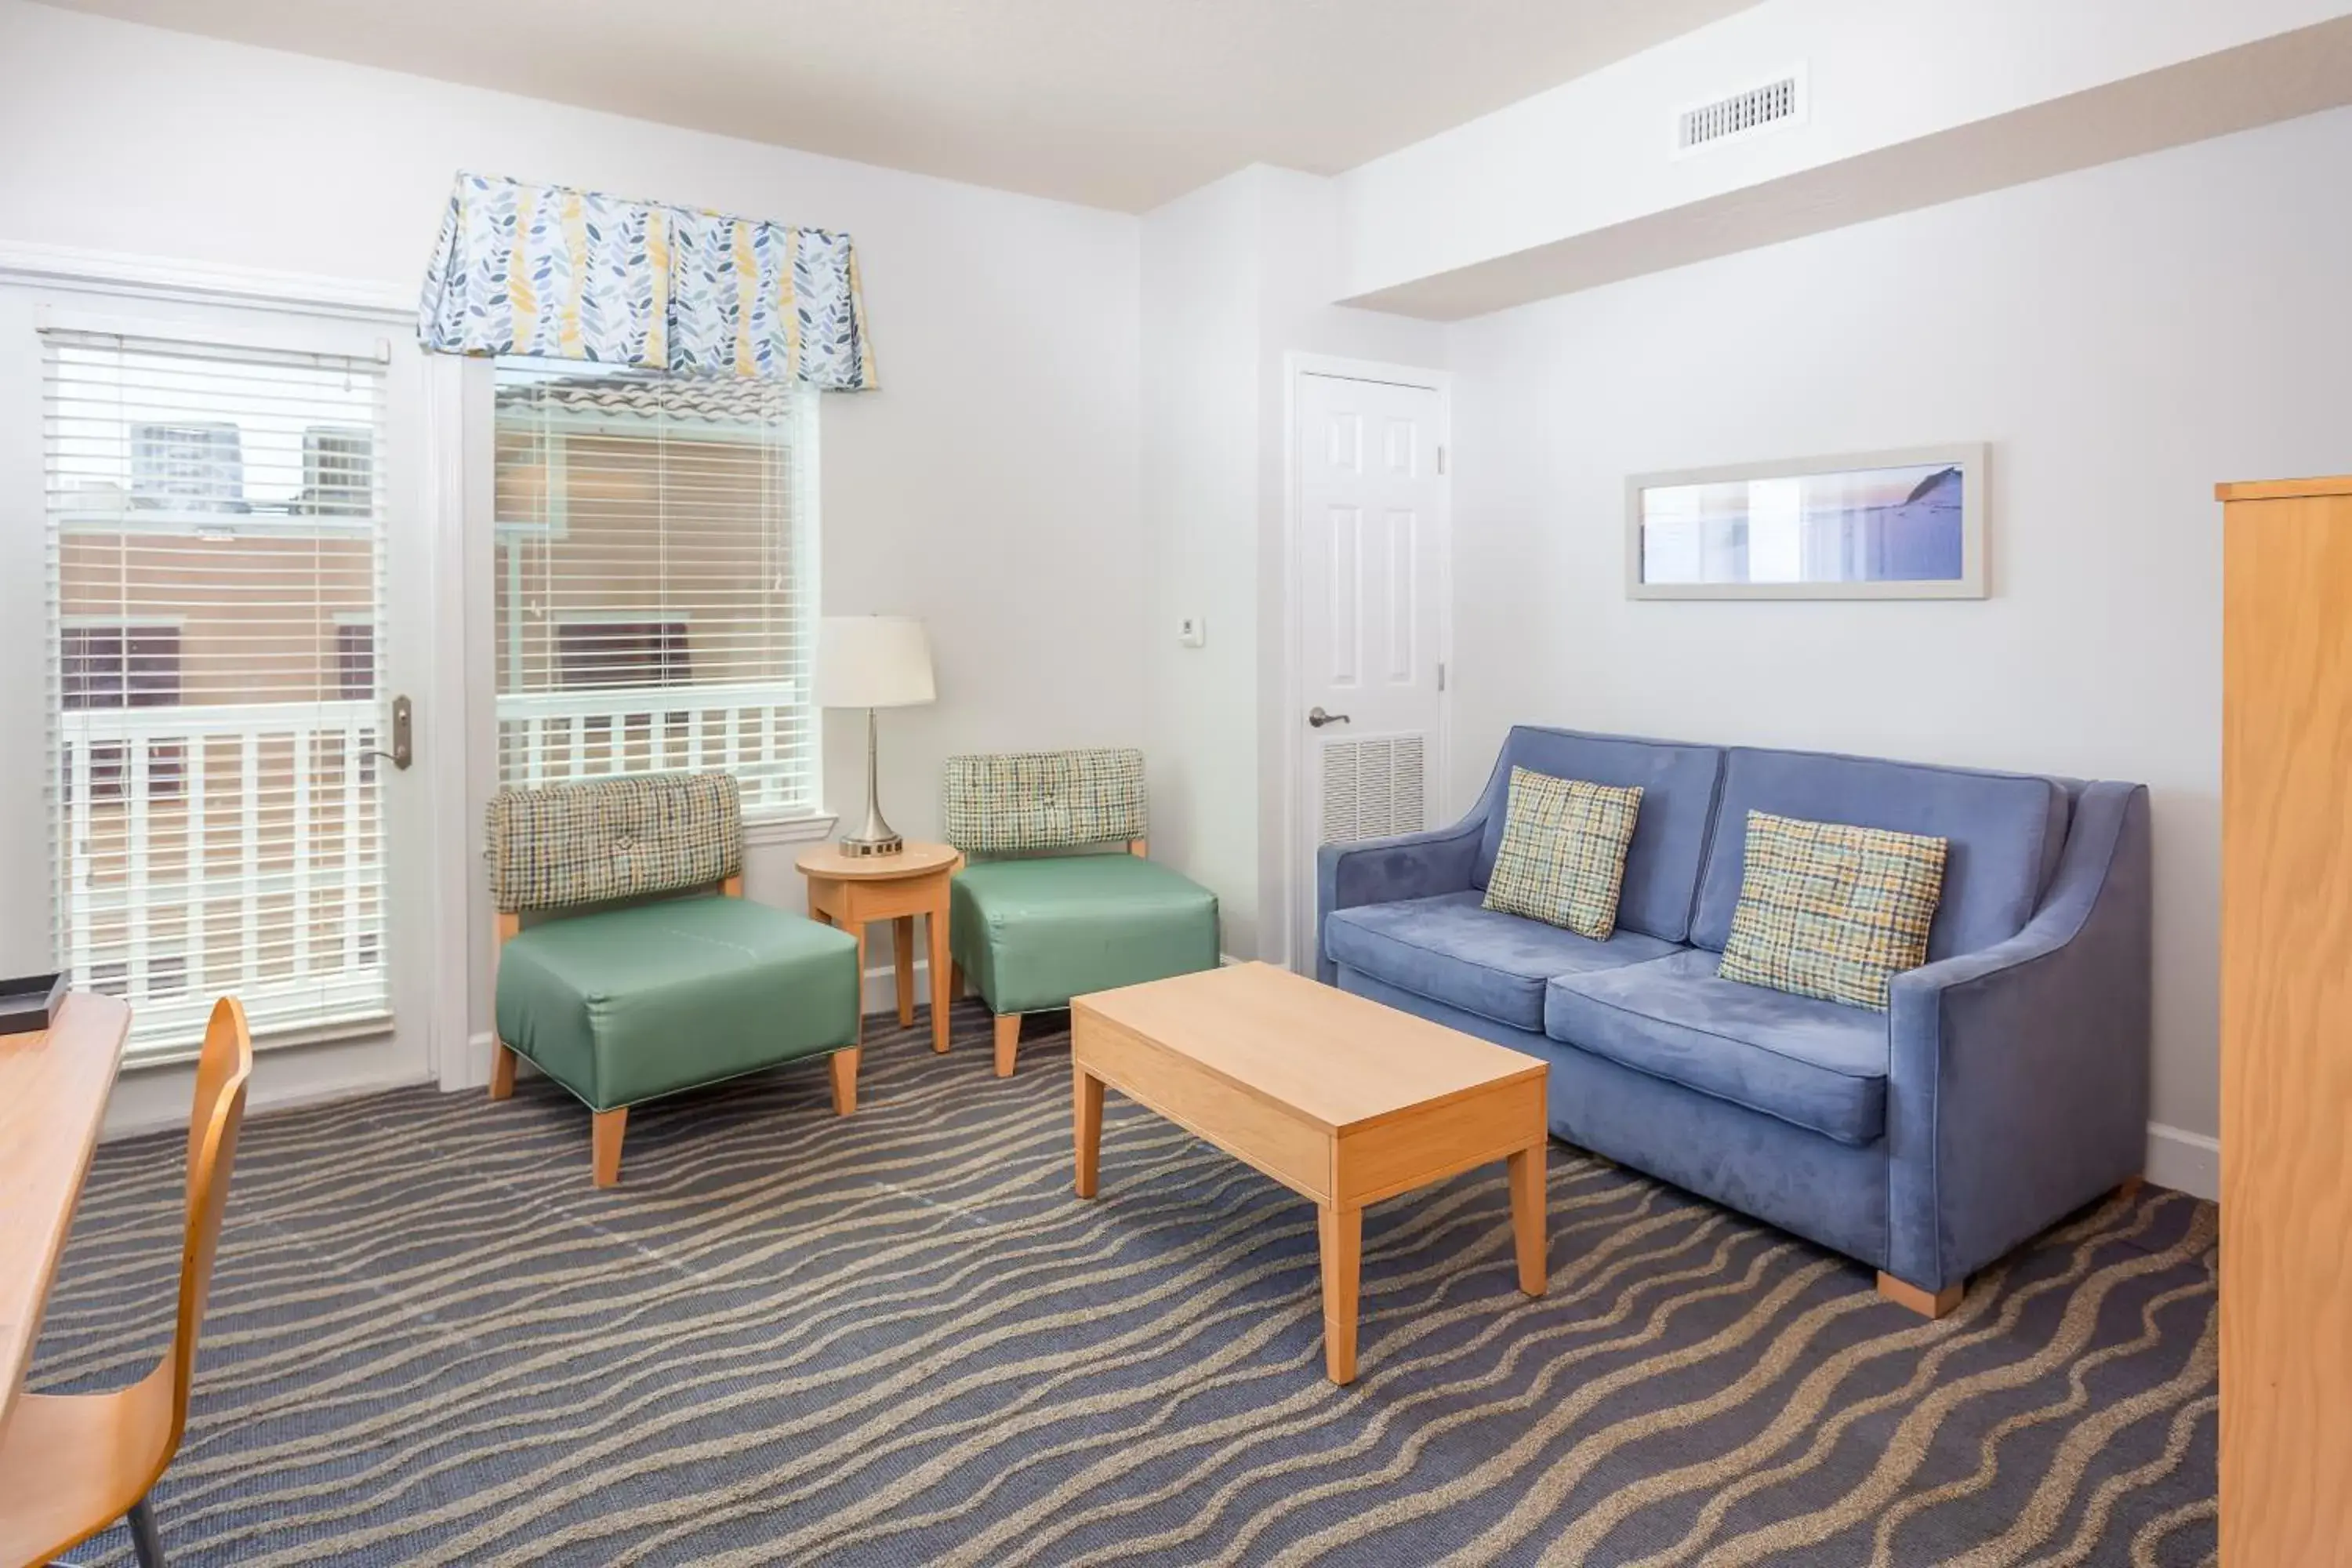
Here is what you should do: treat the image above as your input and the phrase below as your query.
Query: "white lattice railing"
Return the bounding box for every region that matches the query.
[55,699,388,1051]
[495,681,815,812]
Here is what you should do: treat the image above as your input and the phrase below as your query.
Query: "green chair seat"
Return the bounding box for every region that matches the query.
[950,855,1219,1016]
[495,895,860,1112]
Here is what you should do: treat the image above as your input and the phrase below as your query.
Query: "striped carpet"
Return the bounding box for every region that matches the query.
[32,1002,2217,1567]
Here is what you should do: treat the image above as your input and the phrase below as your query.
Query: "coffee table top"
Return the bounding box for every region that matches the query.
[1071,962,1545,1134]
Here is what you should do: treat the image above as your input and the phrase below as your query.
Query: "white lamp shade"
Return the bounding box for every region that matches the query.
[814,615,936,709]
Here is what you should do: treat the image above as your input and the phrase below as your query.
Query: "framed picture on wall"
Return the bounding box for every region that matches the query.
[1626,444,1987,600]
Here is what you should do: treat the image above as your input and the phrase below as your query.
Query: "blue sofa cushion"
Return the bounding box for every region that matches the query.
[1544,948,1889,1145]
[1690,746,2068,962]
[1324,890,1679,1033]
[1469,728,1724,944]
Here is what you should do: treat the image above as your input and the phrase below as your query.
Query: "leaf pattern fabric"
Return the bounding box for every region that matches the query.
[418,172,876,390]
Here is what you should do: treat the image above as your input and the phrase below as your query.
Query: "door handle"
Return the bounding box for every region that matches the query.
[1308,706,1352,728]
[362,695,413,771]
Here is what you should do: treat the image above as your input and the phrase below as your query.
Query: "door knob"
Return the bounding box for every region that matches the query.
[1308,706,1352,728]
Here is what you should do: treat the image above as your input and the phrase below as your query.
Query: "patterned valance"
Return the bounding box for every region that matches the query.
[418,172,876,390]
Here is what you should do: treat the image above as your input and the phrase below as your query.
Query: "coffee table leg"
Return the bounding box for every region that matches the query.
[1319,1203,1362,1385]
[1073,1065,1105,1198]
[1508,1142,1548,1297]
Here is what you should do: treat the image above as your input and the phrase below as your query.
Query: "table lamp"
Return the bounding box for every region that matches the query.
[815,615,936,857]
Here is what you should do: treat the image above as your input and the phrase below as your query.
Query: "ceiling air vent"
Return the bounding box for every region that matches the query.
[1675,67,1807,156]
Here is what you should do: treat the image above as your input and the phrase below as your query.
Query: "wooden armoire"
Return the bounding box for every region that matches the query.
[2218,475,2352,1566]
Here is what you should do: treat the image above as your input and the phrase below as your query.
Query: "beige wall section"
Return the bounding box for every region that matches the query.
[1439,107,2352,1185]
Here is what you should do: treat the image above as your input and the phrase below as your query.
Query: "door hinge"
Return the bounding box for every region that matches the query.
[1437,445,1447,475]
[1438,661,1447,692]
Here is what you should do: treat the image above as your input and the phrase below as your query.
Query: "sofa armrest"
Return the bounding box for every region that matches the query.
[1313,814,1487,984]
[1882,781,2153,1290]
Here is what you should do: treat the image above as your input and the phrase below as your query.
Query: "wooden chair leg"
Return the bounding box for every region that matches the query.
[488,1040,517,1101]
[993,1012,1022,1077]
[947,960,965,1004]
[2116,1174,2145,1203]
[828,1047,860,1116]
[591,1107,627,1188]
[1876,1270,1964,1319]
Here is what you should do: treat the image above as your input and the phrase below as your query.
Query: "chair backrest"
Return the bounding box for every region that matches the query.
[942,747,1146,855]
[166,995,252,1448]
[485,771,744,914]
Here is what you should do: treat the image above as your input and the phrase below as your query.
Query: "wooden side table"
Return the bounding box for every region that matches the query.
[795,840,964,1053]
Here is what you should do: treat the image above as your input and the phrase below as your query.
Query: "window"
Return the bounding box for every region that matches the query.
[60,622,184,800]
[336,622,376,700]
[555,619,691,689]
[492,361,817,815]
[44,327,390,1058]
[62,622,182,709]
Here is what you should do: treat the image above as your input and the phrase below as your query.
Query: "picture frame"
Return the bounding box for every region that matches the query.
[1626,443,1987,600]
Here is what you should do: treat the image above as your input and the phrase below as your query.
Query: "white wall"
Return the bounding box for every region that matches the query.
[1138,165,1446,961]
[1443,107,2352,1189]
[0,0,1145,1114]
[1140,176,1264,956]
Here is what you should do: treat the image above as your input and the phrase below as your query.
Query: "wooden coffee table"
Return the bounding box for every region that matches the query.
[1070,962,1548,1385]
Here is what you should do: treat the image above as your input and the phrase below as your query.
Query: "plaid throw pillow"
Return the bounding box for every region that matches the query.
[1716,811,1947,1011]
[1480,768,1644,940]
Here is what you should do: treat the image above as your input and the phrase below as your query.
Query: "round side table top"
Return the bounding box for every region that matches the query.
[793,840,963,881]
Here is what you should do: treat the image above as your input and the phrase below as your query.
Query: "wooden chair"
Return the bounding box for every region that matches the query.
[0,996,253,1568]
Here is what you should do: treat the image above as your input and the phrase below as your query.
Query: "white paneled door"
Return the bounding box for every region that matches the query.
[1294,369,1448,971]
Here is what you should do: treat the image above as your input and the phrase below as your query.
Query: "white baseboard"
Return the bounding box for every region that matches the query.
[103,1057,435,1141]
[2145,1122,2220,1201]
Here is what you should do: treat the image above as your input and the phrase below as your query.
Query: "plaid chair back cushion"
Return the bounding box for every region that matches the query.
[486,771,743,914]
[1481,768,1645,940]
[942,748,1147,854]
[1716,810,1947,1011]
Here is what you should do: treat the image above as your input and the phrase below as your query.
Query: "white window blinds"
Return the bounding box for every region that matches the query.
[492,361,818,814]
[43,328,391,1059]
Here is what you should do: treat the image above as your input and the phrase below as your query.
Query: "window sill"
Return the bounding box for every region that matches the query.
[743,811,839,849]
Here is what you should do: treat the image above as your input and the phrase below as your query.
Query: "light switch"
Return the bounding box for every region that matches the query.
[1177,614,1207,648]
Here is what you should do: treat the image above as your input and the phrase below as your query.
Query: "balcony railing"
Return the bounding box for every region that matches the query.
[495,680,814,813]
[56,698,387,1051]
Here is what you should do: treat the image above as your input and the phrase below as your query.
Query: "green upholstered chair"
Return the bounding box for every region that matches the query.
[485,771,861,1185]
[943,748,1219,1075]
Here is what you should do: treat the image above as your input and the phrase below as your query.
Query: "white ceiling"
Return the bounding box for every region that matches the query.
[29,0,1761,212]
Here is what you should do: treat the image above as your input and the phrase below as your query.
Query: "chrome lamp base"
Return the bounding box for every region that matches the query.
[840,706,904,858]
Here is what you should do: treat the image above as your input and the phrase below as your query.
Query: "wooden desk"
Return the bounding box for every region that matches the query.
[0,993,129,1432]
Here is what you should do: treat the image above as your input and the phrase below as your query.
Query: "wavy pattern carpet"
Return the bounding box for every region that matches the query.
[33,1003,2217,1567]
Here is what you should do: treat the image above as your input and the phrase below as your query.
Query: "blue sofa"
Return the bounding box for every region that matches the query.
[1316,726,2151,1316]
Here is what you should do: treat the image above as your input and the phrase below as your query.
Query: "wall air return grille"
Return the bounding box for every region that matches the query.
[1320,733,1427,845]
[1675,69,1806,155]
